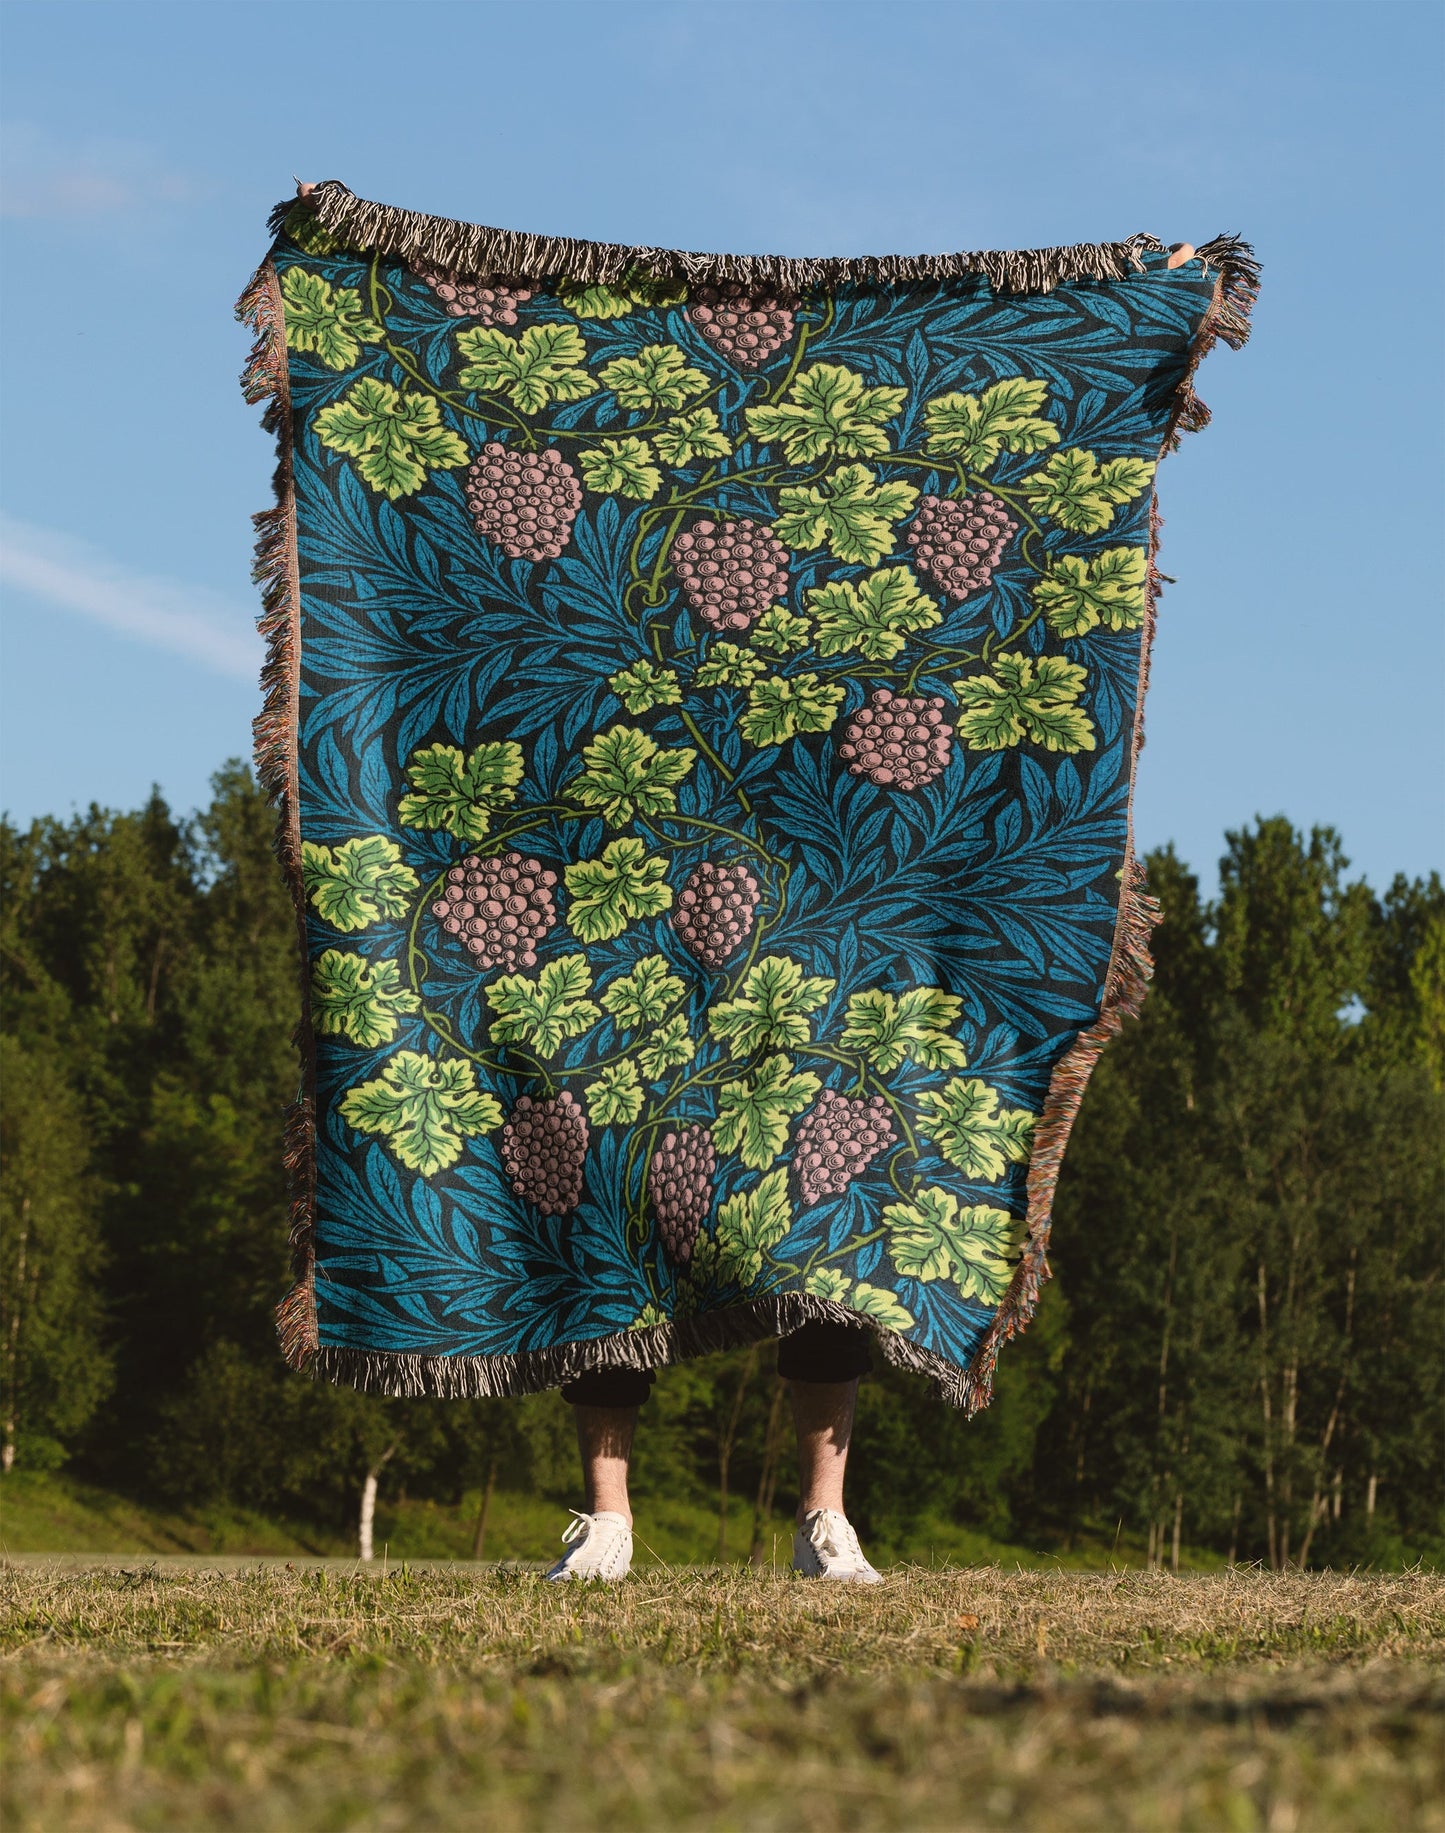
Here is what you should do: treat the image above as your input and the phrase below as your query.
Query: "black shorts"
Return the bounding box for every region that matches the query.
[560,1320,872,1409]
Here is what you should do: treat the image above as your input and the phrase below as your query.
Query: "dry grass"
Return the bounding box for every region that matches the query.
[3,1562,1442,1830]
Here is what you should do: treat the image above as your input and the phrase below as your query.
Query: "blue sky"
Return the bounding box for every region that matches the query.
[1,0,1440,895]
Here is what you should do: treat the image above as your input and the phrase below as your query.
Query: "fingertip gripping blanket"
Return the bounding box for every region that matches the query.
[238,182,1257,1408]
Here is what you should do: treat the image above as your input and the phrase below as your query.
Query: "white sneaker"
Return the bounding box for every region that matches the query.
[792,1508,884,1582]
[545,1509,633,1582]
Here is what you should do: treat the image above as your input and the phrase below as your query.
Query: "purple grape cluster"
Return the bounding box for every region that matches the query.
[466,444,583,563]
[687,282,801,369]
[411,259,534,325]
[794,1091,898,1207]
[500,1091,589,1216]
[906,492,1018,600]
[838,688,953,791]
[671,519,790,632]
[432,852,558,972]
[649,1124,716,1269]
[671,859,762,969]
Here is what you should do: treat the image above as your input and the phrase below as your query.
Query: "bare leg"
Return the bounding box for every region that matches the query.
[790,1378,859,1522]
[572,1405,637,1525]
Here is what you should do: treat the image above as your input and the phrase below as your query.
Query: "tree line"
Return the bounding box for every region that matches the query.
[1,765,1440,1566]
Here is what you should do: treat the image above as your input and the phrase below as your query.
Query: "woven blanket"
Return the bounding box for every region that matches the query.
[238,182,1256,1408]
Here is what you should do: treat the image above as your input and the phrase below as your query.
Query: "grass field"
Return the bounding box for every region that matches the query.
[2,1561,1441,1831]
[0,1469,1177,1571]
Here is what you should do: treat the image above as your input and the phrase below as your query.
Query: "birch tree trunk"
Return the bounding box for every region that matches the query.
[1,1197,29,1474]
[749,1377,786,1567]
[1295,1254,1356,1569]
[358,1443,397,1561]
[716,1348,757,1563]
[470,1460,497,1562]
[359,1473,379,1563]
[1257,1260,1279,1569]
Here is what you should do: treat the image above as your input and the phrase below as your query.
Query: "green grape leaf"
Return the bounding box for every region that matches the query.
[631,1300,668,1331]
[884,1186,960,1282]
[922,376,1059,469]
[750,607,813,654]
[838,985,968,1073]
[301,836,419,932]
[993,1105,1035,1166]
[714,1167,793,1289]
[708,955,835,1059]
[1097,457,1156,501]
[951,1211,1019,1305]
[396,741,524,842]
[745,365,906,464]
[712,1054,820,1171]
[313,379,469,501]
[1023,448,1155,535]
[455,322,596,415]
[684,1234,719,1296]
[558,280,638,320]
[339,1050,502,1177]
[847,1281,916,1331]
[601,953,687,1029]
[558,269,686,320]
[884,1186,1016,1303]
[636,1012,696,1079]
[599,344,710,413]
[653,407,733,466]
[1033,546,1148,639]
[804,1267,852,1302]
[281,269,382,371]
[695,642,767,688]
[953,651,1096,754]
[565,724,697,826]
[484,953,601,1057]
[563,838,673,944]
[608,659,682,714]
[806,566,941,662]
[585,1059,644,1127]
[578,436,661,501]
[773,464,919,567]
[739,673,845,747]
[282,206,340,256]
[915,1077,1011,1180]
[311,950,421,1049]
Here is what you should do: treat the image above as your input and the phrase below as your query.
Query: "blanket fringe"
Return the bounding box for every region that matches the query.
[237,256,319,1368]
[315,1291,973,1404]
[951,244,1258,1414]
[242,188,1257,1408]
[291,180,1258,307]
[290,179,1258,300]
[1165,234,1261,446]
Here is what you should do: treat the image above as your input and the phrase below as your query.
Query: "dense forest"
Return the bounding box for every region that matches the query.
[1,765,1440,1567]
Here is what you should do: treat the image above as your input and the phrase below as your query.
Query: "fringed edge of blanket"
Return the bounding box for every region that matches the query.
[1164,234,1262,444]
[314,1291,975,1405]
[241,203,1258,1410]
[236,256,320,1370]
[950,250,1259,1414]
[282,181,1258,304]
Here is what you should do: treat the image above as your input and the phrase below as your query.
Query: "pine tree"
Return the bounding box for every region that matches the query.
[0,1035,112,1470]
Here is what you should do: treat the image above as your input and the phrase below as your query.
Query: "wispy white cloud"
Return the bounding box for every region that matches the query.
[0,123,200,219]
[0,516,260,681]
